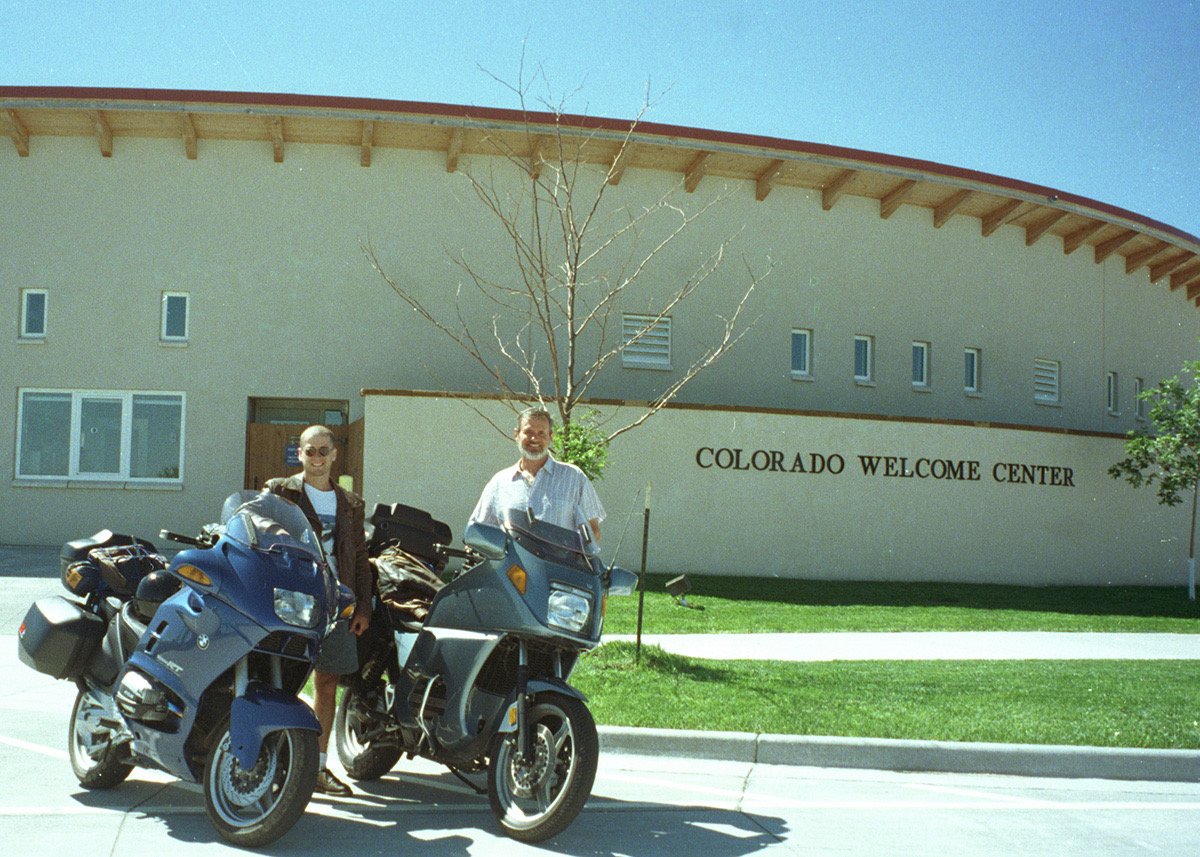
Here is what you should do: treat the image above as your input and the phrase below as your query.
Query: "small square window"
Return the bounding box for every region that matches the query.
[161,292,189,342]
[791,329,812,379]
[20,289,47,339]
[854,336,873,383]
[912,342,929,388]
[964,348,981,394]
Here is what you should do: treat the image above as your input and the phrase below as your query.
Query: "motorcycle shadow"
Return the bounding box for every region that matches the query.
[63,767,789,857]
[287,768,789,857]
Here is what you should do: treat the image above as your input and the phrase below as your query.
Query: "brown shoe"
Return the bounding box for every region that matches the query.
[315,767,352,797]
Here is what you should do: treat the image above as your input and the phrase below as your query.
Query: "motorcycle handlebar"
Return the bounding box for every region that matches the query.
[160,529,209,548]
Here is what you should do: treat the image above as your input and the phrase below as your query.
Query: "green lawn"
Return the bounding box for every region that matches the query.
[571,576,1200,749]
[601,575,1200,634]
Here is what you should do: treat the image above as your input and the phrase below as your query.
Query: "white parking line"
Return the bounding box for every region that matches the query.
[0,733,67,760]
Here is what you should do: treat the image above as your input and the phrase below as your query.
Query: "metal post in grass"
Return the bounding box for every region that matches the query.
[636,483,650,665]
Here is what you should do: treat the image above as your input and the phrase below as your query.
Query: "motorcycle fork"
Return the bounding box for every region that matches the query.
[233,653,284,694]
[515,641,530,762]
[514,643,564,763]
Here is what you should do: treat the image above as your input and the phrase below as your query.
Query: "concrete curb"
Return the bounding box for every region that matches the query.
[598,726,1200,783]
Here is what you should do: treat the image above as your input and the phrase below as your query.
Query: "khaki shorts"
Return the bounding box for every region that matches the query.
[315,620,359,676]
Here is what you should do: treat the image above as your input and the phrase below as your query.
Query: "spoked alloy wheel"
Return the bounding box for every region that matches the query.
[334,682,403,781]
[203,724,318,848]
[487,692,598,843]
[68,688,134,789]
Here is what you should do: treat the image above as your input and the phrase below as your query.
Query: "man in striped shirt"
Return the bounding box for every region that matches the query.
[469,406,606,541]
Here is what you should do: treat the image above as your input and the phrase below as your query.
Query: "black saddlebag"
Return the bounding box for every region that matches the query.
[18,596,106,680]
[368,503,452,571]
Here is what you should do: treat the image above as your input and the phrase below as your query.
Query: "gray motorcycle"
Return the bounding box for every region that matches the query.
[333,503,636,842]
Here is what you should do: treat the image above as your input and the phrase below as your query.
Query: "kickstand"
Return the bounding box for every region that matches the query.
[449,766,486,795]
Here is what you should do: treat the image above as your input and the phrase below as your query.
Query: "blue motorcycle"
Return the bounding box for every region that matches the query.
[17,490,355,848]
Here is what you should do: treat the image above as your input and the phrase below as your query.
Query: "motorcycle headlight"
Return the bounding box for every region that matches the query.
[547,584,592,634]
[274,588,319,628]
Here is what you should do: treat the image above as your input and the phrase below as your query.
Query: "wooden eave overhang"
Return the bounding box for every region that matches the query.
[4,86,1199,306]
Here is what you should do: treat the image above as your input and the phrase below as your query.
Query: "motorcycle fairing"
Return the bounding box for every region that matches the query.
[121,589,267,780]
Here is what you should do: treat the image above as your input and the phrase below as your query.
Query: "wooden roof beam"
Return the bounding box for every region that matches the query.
[880,179,917,219]
[271,116,284,163]
[1150,251,1194,283]
[684,151,713,193]
[1063,220,1105,255]
[3,108,30,156]
[822,169,856,211]
[180,113,197,160]
[88,110,113,157]
[607,141,636,186]
[1124,240,1170,274]
[980,199,1023,237]
[1187,279,1200,301]
[446,128,463,173]
[1024,210,1068,246]
[528,135,549,180]
[360,120,373,167]
[1094,229,1138,263]
[933,189,972,228]
[1170,262,1200,291]
[755,159,784,201]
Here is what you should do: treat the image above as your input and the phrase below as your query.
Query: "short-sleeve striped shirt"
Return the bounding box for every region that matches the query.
[469,453,606,532]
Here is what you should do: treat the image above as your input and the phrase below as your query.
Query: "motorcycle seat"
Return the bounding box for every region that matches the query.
[117,599,149,656]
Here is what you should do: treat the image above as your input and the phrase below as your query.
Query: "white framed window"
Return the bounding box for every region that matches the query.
[1134,377,1146,421]
[1034,358,1061,405]
[621,314,672,369]
[1106,371,1119,414]
[161,292,189,342]
[912,341,929,388]
[853,335,873,383]
[17,389,185,483]
[20,288,47,339]
[790,329,812,379]
[964,348,981,394]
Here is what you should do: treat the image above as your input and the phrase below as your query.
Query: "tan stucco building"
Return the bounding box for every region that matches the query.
[4,87,1200,585]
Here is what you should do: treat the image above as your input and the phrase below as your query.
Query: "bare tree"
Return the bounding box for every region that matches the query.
[364,64,771,450]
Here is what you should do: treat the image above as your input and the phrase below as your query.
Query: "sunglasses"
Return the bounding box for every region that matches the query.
[302,445,334,457]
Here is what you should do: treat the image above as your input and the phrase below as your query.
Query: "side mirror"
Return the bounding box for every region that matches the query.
[606,567,638,596]
[463,521,507,561]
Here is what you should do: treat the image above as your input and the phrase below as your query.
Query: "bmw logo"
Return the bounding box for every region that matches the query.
[197,634,209,649]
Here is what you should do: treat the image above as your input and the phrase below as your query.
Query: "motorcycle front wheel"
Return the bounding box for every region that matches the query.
[69,687,134,789]
[203,723,318,848]
[334,682,404,780]
[487,691,599,843]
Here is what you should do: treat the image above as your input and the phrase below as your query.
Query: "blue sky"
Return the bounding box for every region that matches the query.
[3,0,1197,238]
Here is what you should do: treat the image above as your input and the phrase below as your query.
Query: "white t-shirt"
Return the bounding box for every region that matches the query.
[304,482,338,573]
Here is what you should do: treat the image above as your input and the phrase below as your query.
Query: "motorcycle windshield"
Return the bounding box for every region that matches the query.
[220,491,324,562]
[499,507,597,575]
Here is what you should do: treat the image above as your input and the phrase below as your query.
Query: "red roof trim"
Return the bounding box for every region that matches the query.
[3,85,1196,246]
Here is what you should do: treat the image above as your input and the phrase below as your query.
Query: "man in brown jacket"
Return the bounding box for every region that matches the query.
[265,425,371,797]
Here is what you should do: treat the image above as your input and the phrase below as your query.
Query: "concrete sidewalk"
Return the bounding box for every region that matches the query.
[609,631,1200,660]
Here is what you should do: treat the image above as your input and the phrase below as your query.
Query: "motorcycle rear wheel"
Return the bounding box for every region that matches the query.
[203,723,318,848]
[487,691,598,843]
[69,688,134,789]
[334,682,403,780]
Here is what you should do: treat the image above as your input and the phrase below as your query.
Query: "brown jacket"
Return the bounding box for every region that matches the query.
[263,475,372,611]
